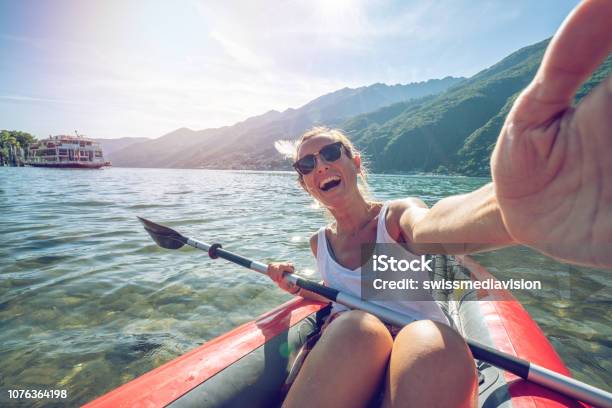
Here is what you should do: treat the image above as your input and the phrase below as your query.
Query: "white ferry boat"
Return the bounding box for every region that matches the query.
[27,133,111,169]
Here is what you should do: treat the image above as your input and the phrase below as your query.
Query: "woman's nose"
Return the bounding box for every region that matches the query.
[316,162,329,173]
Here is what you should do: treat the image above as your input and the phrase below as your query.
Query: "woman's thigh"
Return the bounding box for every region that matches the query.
[383,319,478,408]
[283,310,393,408]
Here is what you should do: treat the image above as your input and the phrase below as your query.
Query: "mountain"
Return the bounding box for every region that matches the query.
[108,77,465,168]
[344,40,612,175]
[108,39,611,173]
[343,39,550,173]
[289,78,467,124]
[95,137,150,159]
[104,127,223,168]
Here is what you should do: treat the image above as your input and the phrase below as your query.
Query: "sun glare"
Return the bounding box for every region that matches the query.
[314,0,355,20]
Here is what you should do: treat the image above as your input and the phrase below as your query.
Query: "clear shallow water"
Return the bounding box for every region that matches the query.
[0,167,609,406]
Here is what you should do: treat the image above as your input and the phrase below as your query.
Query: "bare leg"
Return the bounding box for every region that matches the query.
[283,310,393,408]
[382,320,478,408]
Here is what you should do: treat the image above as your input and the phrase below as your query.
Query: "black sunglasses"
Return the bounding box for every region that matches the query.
[293,141,345,176]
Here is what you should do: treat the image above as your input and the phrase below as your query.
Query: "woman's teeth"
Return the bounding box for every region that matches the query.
[320,176,342,191]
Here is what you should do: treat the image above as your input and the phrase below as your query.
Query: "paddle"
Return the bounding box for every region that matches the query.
[138,217,612,408]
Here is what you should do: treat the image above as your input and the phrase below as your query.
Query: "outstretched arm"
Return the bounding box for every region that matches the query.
[399,183,515,255]
[491,0,612,268]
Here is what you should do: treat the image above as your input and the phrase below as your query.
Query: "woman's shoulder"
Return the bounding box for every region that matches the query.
[386,198,428,216]
[384,198,429,240]
[309,232,318,257]
[309,222,337,257]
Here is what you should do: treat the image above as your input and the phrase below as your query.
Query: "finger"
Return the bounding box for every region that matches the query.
[573,75,612,135]
[267,266,281,281]
[522,0,612,116]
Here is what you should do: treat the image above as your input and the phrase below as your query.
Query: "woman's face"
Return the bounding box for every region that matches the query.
[296,135,361,207]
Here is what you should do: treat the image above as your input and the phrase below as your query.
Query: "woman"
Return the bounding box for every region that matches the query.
[268,127,514,407]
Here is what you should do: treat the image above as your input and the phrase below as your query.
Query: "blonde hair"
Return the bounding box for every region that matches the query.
[276,127,372,205]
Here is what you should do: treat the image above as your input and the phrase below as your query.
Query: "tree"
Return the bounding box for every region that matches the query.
[0,130,37,165]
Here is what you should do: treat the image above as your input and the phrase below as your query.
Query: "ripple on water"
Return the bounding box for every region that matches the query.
[165,190,194,195]
[127,203,174,209]
[9,254,74,269]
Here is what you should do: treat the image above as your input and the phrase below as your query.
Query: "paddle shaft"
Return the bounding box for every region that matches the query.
[185,236,611,407]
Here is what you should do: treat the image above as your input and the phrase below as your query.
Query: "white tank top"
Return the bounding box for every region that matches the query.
[316,201,448,323]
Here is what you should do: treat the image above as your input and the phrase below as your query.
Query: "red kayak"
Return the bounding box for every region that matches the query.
[85,256,587,408]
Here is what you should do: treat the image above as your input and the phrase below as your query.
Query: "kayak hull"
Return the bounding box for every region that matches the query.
[85,256,587,408]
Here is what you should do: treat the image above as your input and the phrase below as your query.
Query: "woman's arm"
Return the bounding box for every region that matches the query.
[298,233,334,303]
[400,183,515,254]
[266,234,330,303]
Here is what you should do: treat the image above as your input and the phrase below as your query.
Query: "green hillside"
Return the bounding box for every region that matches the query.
[455,92,518,176]
[457,54,612,176]
[344,39,612,175]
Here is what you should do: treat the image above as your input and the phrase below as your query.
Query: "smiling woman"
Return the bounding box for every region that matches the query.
[278,127,373,205]
[266,126,523,407]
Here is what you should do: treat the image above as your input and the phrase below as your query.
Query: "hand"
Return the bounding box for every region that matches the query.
[267,262,300,294]
[491,0,612,268]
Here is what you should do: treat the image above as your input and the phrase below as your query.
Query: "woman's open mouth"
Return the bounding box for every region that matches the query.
[319,176,342,192]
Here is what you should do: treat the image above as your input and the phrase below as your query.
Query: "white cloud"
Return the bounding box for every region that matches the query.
[0,0,573,139]
[5,1,463,138]
[0,94,81,105]
[209,31,272,69]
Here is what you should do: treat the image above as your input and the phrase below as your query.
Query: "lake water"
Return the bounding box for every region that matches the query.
[0,167,610,406]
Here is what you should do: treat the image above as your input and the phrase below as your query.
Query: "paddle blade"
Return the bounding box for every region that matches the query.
[137,217,187,250]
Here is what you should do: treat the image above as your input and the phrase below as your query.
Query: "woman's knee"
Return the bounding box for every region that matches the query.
[284,312,393,408]
[394,319,476,380]
[386,320,477,407]
[322,310,393,355]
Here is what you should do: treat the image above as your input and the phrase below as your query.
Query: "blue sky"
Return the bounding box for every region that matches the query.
[0,0,581,140]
